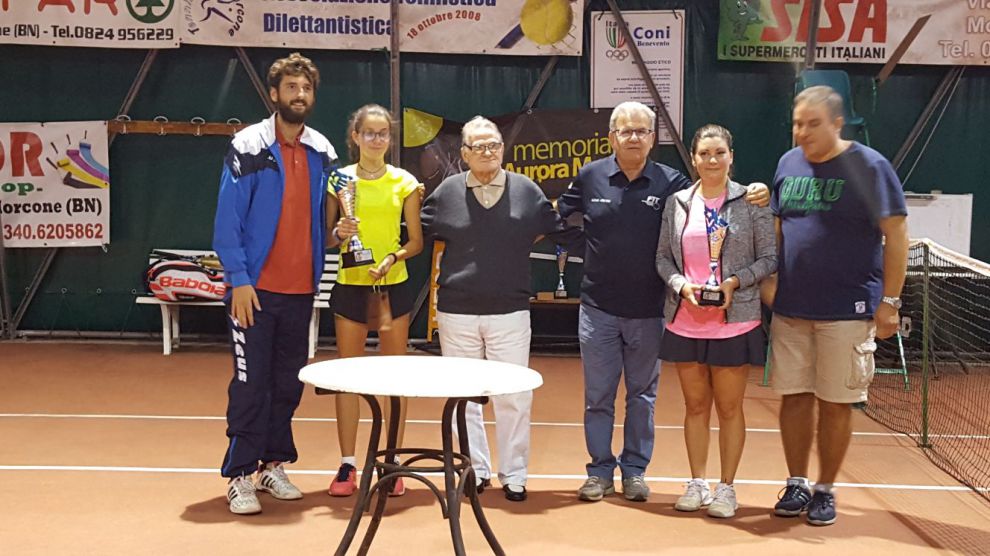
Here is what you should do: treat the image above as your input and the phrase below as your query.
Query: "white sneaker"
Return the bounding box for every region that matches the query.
[228,475,262,515]
[707,483,738,518]
[256,462,303,500]
[674,479,713,512]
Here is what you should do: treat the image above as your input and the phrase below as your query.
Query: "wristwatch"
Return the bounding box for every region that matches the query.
[881,296,902,309]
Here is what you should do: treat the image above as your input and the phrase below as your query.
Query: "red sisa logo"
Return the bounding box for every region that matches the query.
[761,0,886,43]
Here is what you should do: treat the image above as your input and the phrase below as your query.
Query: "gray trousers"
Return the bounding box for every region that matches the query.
[579,303,663,480]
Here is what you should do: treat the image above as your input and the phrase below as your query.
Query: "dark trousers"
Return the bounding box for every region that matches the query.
[220,290,312,478]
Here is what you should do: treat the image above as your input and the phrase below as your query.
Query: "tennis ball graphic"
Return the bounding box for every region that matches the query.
[519,0,573,45]
[403,108,443,148]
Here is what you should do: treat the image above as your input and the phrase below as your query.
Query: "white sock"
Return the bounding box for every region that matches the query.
[787,476,811,490]
[814,482,834,494]
[341,456,357,466]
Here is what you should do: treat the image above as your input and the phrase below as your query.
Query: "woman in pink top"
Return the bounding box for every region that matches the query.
[655,124,777,518]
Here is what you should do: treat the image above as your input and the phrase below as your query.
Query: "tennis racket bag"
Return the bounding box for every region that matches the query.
[145,250,226,302]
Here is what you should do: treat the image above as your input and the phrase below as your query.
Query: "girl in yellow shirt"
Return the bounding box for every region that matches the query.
[327,104,424,497]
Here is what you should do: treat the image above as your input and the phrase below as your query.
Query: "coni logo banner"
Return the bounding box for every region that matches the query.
[604,20,629,61]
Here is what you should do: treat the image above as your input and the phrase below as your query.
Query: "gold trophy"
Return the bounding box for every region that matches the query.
[554,244,568,299]
[329,169,374,268]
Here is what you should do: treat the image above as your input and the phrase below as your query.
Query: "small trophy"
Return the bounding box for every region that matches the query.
[699,206,729,307]
[329,169,374,268]
[554,245,568,299]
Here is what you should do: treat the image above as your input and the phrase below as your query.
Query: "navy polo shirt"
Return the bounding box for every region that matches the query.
[558,155,692,318]
[771,143,907,320]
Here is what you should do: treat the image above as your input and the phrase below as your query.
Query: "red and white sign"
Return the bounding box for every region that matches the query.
[180,0,584,56]
[719,0,990,65]
[0,0,179,48]
[0,122,110,248]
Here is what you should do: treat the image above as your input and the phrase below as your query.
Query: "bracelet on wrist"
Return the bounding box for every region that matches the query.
[387,253,398,265]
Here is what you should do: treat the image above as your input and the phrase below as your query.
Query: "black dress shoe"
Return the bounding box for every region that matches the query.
[476,478,492,493]
[503,485,527,502]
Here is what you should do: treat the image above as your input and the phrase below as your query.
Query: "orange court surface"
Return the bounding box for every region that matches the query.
[2,342,989,555]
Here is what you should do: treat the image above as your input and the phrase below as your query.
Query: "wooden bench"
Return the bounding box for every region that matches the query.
[135,249,338,358]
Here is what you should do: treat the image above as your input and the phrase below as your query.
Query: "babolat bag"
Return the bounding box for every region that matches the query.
[145,250,226,302]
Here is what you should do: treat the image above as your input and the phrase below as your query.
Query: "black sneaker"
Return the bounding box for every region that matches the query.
[774,483,812,516]
[476,478,492,494]
[807,490,837,526]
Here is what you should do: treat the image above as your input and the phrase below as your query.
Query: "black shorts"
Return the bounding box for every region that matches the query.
[330,282,414,325]
[659,326,768,367]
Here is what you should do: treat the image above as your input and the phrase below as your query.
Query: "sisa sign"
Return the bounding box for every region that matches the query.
[719,0,990,65]
[758,0,886,43]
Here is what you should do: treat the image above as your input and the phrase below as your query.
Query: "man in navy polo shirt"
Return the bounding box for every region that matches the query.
[557,102,768,502]
[769,86,907,526]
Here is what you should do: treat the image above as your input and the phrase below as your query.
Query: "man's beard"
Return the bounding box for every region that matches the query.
[276,98,313,124]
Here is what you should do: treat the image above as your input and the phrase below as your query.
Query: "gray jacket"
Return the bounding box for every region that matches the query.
[655,180,777,324]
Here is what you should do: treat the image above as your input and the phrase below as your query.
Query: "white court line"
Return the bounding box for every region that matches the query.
[2,413,988,440]
[0,464,986,493]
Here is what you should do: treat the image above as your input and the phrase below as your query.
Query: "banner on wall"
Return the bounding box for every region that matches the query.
[402,107,614,201]
[180,0,584,56]
[589,10,685,144]
[718,0,990,65]
[0,0,180,48]
[0,122,110,248]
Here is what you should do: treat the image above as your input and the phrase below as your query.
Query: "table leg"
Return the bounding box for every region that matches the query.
[357,395,402,554]
[457,399,505,556]
[335,394,383,556]
[441,398,467,556]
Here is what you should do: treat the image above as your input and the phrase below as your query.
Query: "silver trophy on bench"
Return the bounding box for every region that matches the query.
[555,244,569,299]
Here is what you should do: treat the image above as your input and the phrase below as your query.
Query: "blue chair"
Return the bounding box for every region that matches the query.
[797,69,870,145]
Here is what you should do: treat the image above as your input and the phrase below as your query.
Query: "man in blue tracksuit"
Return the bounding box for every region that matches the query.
[213,52,337,515]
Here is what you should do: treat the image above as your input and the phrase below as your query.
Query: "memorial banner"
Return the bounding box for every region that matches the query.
[403,107,615,200]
